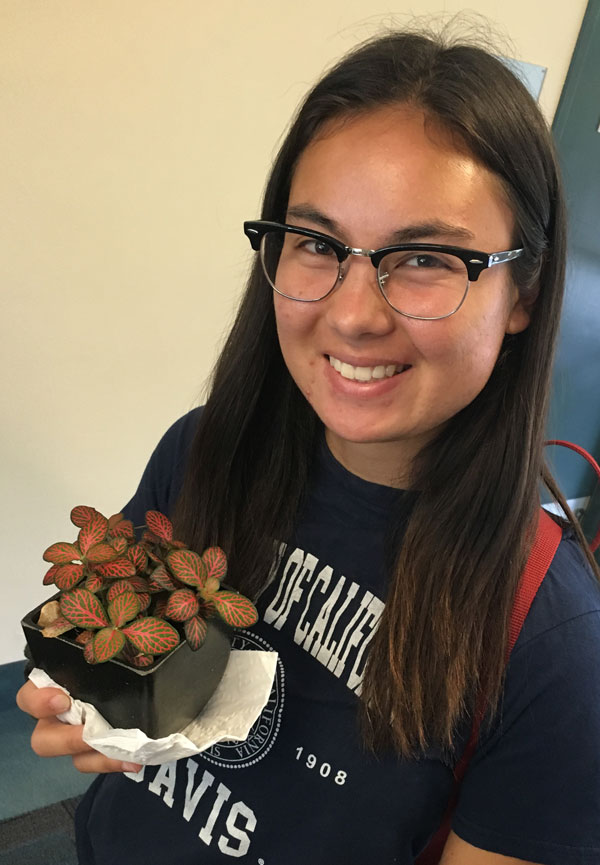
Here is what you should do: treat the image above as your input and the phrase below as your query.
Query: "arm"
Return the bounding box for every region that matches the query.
[441,832,542,865]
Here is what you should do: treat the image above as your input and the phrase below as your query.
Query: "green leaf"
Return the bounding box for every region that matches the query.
[165,588,199,622]
[43,542,81,565]
[184,615,208,650]
[107,579,133,602]
[122,617,180,656]
[150,563,176,590]
[54,563,85,591]
[43,564,60,586]
[93,628,126,663]
[167,549,206,590]
[70,505,97,528]
[84,638,97,663]
[85,573,105,593]
[110,518,135,540]
[127,544,148,571]
[60,588,109,629]
[108,591,141,627]
[211,591,258,629]
[145,511,174,543]
[86,543,119,564]
[94,557,136,579]
[202,546,227,584]
[110,537,128,555]
[78,512,109,555]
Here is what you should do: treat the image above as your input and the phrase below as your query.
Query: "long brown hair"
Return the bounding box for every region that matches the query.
[174,29,599,756]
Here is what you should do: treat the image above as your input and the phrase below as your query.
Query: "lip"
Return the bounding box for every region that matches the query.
[324,354,412,395]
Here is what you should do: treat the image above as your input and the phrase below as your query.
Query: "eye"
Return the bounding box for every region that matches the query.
[295,237,336,257]
[403,253,449,269]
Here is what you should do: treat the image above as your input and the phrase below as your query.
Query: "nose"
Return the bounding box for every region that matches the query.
[324,254,396,339]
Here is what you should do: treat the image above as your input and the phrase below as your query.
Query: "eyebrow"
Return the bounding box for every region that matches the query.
[285,204,476,245]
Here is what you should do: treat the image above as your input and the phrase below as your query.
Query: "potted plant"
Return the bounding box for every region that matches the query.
[21,505,258,738]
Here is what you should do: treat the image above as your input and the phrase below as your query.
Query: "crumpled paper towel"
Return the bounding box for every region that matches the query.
[29,649,277,765]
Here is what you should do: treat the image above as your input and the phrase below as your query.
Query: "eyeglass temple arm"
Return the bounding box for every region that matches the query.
[487,248,523,268]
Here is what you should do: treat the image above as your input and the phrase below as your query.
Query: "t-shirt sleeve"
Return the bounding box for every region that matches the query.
[121,408,203,527]
[452,549,600,864]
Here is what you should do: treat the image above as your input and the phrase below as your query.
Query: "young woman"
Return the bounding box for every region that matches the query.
[17,29,600,865]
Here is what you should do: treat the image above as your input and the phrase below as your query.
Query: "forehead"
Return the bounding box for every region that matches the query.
[288,106,514,247]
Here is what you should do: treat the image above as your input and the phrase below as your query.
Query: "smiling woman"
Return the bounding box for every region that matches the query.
[16,26,600,865]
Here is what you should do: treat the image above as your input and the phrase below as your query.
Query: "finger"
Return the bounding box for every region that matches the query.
[16,681,71,719]
[30,716,90,758]
[72,751,143,775]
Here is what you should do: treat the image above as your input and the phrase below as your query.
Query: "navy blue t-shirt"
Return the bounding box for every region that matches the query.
[75,410,600,864]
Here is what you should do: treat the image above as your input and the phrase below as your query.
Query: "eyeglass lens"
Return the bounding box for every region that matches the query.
[260,228,470,318]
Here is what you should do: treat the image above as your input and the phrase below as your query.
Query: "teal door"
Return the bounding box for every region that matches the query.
[548,0,600,520]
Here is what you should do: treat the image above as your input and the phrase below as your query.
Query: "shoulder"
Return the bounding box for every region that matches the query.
[122,407,204,522]
[452,532,600,861]
[515,528,600,650]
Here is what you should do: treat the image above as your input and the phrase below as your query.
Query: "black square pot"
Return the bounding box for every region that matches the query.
[21,599,231,739]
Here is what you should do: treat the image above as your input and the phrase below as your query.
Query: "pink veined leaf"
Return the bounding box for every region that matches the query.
[128,575,150,593]
[43,564,61,586]
[184,615,208,650]
[54,563,85,591]
[108,512,125,530]
[86,543,119,564]
[142,529,161,545]
[60,588,110,629]
[211,591,259,629]
[94,558,136,579]
[41,616,75,638]
[110,519,135,540]
[167,549,206,590]
[202,547,227,584]
[171,539,187,549]
[75,630,94,645]
[165,588,199,622]
[127,544,148,571]
[108,591,141,628]
[107,579,133,602]
[85,573,105,593]
[136,592,151,612]
[150,563,177,591]
[122,617,180,656]
[93,628,126,663]
[78,511,109,555]
[70,505,97,528]
[153,597,168,619]
[110,537,128,555]
[132,653,154,668]
[145,511,174,543]
[84,639,97,663]
[43,542,81,565]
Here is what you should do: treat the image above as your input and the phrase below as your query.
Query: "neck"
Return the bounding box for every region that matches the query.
[324,430,425,489]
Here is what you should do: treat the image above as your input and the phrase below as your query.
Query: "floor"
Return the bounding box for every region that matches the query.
[0,661,92,821]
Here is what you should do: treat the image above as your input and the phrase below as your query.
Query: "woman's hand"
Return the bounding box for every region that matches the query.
[16,680,141,774]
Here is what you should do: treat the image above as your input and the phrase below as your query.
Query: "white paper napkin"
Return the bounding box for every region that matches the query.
[29,649,277,765]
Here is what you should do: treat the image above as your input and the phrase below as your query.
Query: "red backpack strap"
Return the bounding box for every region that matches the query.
[415,508,562,865]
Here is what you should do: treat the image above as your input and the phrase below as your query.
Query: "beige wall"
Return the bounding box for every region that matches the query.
[1,0,588,664]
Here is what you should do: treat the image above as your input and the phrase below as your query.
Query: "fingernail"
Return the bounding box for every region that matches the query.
[121,762,141,773]
[49,694,71,713]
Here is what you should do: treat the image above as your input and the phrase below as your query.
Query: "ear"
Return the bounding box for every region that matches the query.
[505,295,532,335]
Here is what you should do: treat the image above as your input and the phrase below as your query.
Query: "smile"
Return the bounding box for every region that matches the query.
[328,355,410,382]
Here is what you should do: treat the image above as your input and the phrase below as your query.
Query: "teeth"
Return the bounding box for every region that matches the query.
[329,356,404,382]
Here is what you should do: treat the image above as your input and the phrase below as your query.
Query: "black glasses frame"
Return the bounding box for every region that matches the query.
[244,220,522,282]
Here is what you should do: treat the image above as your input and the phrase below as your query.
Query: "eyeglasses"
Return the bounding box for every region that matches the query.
[244,220,523,321]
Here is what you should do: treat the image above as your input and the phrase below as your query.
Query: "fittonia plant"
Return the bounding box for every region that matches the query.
[38,506,258,666]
